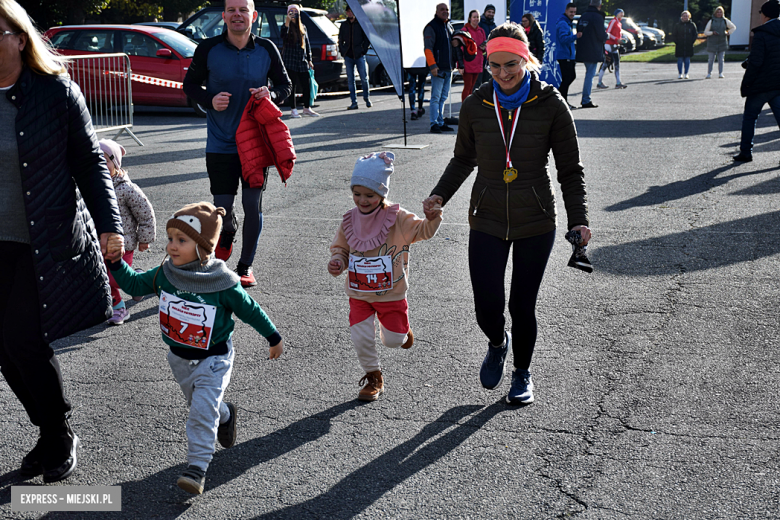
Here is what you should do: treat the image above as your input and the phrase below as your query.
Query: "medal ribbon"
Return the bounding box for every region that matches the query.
[493,90,520,183]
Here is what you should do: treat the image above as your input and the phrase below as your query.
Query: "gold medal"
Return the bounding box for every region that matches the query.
[503,168,518,183]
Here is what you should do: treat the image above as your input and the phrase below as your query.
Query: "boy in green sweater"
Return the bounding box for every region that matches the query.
[108,202,283,495]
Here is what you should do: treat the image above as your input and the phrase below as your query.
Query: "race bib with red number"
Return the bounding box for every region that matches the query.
[159,290,216,350]
[348,254,393,292]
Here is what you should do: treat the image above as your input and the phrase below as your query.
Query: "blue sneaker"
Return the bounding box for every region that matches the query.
[479,331,510,389]
[506,369,534,405]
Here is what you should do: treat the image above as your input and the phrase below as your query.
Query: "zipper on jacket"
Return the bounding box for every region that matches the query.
[532,186,555,221]
[472,187,487,216]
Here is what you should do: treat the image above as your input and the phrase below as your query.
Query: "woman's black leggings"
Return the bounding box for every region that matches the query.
[468,229,555,371]
[287,69,311,109]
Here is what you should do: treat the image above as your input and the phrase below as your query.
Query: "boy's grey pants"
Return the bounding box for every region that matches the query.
[167,340,234,471]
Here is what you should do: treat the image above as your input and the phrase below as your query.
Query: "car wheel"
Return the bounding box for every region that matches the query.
[191,99,207,118]
[376,66,391,87]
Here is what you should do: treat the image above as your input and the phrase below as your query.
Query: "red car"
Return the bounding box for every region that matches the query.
[44,25,204,116]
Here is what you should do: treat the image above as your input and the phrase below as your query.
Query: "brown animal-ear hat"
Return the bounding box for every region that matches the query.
[166,202,226,257]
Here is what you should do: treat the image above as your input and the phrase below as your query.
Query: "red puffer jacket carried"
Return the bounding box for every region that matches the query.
[236,96,296,188]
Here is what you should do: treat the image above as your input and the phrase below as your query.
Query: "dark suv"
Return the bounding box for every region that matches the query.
[178,4,343,86]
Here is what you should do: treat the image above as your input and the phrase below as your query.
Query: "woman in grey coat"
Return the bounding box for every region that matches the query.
[704,6,737,79]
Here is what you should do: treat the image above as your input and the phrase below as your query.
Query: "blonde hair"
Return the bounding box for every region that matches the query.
[488,22,542,73]
[713,6,725,17]
[0,0,68,76]
[681,10,692,18]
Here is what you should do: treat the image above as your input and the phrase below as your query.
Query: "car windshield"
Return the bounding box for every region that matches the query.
[308,13,339,38]
[153,30,197,58]
[622,18,639,31]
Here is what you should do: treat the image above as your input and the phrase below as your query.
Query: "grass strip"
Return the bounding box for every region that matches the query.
[622,41,748,63]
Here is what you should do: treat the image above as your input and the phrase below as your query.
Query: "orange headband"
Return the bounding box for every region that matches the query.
[486,37,530,62]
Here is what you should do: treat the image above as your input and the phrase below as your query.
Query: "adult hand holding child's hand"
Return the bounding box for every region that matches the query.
[102,233,125,262]
[422,195,444,220]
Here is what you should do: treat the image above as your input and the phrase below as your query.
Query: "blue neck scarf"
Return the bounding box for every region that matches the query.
[493,72,531,110]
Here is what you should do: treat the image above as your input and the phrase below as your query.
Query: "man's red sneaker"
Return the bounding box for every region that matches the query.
[215,232,235,261]
[236,263,257,287]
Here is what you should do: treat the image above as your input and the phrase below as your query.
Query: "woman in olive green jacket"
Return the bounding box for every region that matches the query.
[425,23,591,405]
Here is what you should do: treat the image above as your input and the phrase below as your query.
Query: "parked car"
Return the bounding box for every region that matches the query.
[44,25,205,115]
[178,4,344,87]
[637,23,665,46]
[135,21,182,31]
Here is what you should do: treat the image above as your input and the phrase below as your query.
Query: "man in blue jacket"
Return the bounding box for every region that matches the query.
[183,0,291,287]
[575,0,606,108]
[555,2,582,107]
[339,6,371,110]
[424,3,455,133]
[734,0,780,162]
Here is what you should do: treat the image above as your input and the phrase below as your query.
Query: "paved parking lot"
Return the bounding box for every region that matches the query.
[0,62,777,519]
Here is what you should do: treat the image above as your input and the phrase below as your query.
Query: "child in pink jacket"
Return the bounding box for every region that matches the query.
[328,152,442,401]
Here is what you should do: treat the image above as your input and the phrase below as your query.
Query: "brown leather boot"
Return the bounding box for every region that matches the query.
[358,370,384,401]
[401,328,414,349]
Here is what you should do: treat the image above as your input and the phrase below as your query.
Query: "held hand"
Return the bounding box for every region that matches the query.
[269,340,284,359]
[424,203,443,221]
[212,92,232,111]
[250,86,270,99]
[571,225,592,246]
[101,233,125,262]
[138,242,149,252]
[328,258,343,277]
[431,66,439,77]
[423,195,444,210]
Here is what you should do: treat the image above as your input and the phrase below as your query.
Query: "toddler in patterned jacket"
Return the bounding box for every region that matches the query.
[99,139,156,325]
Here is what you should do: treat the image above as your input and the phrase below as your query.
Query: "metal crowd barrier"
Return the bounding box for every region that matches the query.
[66,53,143,146]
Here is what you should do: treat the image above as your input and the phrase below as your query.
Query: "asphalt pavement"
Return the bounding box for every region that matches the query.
[0,61,778,519]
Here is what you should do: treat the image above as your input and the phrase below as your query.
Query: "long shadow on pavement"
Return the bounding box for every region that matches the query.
[255,402,507,519]
[604,164,777,211]
[593,209,780,275]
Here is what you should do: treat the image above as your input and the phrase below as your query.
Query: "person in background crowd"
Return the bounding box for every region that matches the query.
[734,0,780,163]
[424,3,455,134]
[424,23,591,405]
[0,0,124,483]
[704,6,736,79]
[282,4,319,118]
[183,0,292,288]
[406,67,428,120]
[673,10,698,79]
[576,0,606,108]
[596,8,627,89]
[479,4,497,85]
[339,5,372,110]
[555,3,581,108]
[457,9,486,101]
[521,13,544,62]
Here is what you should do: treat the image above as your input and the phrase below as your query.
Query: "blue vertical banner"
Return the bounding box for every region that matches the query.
[510,0,572,87]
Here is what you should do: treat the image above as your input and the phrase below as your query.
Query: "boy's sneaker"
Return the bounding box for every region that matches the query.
[177,465,206,494]
[108,307,129,325]
[236,262,257,287]
[401,328,414,349]
[596,83,609,89]
[358,370,384,401]
[480,331,510,390]
[217,402,237,448]
[215,231,235,262]
[290,109,301,118]
[506,369,535,405]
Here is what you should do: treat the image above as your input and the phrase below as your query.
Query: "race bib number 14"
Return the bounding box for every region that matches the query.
[348,255,393,292]
[159,290,216,349]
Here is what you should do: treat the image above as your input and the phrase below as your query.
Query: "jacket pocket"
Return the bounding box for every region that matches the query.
[532,186,556,222]
[46,201,87,261]
[471,186,487,216]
